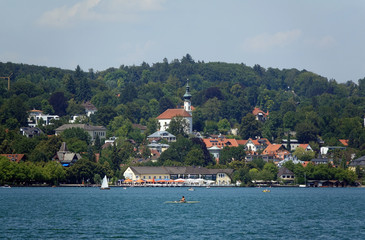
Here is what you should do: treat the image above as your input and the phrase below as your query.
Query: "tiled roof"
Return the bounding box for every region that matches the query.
[1,154,24,162]
[203,138,239,148]
[156,109,191,119]
[339,139,349,146]
[262,144,284,155]
[252,107,269,117]
[81,101,97,111]
[55,124,106,131]
[298,144,310,150]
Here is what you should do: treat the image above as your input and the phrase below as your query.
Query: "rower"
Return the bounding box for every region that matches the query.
[180,196,186,203]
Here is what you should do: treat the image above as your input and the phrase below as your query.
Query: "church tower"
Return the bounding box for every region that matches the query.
[183,79,192,115]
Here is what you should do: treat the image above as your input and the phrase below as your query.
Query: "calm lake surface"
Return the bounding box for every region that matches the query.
[1,187,365,239]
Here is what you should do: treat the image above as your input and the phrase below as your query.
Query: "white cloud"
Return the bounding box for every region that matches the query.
[37,0,166,27]
[306,35,336,48]
[242,29,302,53]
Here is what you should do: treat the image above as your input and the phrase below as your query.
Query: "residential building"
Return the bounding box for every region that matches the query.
[123,166,233,185]
[81,101,97,117]
[282,139,300,150]
[147,141,170,154]
[320,146,346,155]
[55,124,106,142]
[147,130,176,142]
[20,127,43,138]
[277,167,295,182]
[1,154,24,162]
[53,142,82,167]
[298,144,313,152]
[348,156,365,171]
[28,109,59,127]
[252,107,269,121]
[277,154,304,168]
[262,144,290,162]
[311,157,332,165]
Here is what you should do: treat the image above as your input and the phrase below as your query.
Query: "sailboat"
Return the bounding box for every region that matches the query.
[100,175,110,190]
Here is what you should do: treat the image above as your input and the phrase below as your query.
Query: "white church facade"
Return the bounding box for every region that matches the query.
[156,81,193,134]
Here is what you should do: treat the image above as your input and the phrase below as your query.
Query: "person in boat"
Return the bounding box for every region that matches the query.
[180,196,186,203]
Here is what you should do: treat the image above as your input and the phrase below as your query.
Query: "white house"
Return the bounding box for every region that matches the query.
[28,110,59,127]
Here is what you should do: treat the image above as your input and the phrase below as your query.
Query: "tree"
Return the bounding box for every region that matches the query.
[184,148,205,166]
[295,121,319,143]
[61,127,91,145]
[239,114,261,139]
[167,116,190,137]
[49,92,68,116]
[293,147,315,161]
[218,119,231,134]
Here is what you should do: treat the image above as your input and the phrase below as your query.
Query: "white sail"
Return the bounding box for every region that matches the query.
[100,175,109,189]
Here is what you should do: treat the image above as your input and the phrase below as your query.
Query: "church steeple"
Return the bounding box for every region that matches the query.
[183,79,192,114]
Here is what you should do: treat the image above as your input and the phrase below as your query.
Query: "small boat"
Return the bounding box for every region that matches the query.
[188,187,195,191]
[1,185,11,188]
[100,175,110,190]
[206,185,211,189]
[299,184,306,188]
[262,189,270,192]
[164,201,200,204]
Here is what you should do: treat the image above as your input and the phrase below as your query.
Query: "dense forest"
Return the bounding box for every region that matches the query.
[0,54,365,185]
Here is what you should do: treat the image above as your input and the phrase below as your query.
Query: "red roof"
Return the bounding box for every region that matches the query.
[156,109,191,119]
[252,107,269,117]
[262,144,285,155]
[339,139,348,146]
[1,154,24,163]
[298,144,310,150]
[203,138,239,149]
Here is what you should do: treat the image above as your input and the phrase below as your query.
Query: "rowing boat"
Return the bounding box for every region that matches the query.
[164,201,200,204]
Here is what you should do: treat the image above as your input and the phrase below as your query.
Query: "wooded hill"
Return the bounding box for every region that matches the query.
[0,54,365,185]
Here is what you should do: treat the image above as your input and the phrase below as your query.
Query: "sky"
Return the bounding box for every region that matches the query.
[1,0,365,83]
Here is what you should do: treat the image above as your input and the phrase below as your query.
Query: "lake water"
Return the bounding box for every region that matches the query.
[1,187,365,239]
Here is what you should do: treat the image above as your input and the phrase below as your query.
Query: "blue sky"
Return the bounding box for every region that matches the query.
[1,0,364,83]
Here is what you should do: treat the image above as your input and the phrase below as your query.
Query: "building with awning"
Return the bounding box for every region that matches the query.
[123,166,233,185]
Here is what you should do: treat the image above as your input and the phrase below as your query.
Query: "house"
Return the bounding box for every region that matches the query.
[237,138,270,152]
[311,157,332,165]
[252,107,269,121]
[28,109,59,127]
[282,139,300,150]
[320,146,346,155]
[203,135,240,161]
[0,154,24,162]
[123,166,233,185]
[55,124,106,142]
[262,144,290,162]
[20,127,43,138]
[277,167,295,182]
[348,156,365,171]
[277,154,304,168]
[298,144,313,152]
[132,124,147,133]
[147,131,176,142]
[156,81,193,133]
[147,141,170,154]
[53,142,82,167]
[81,101,97,117]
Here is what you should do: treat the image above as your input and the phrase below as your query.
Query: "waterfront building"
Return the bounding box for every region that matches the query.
[123,166,233,185]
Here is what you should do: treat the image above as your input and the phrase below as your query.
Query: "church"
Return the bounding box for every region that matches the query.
[156,81,193,133]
